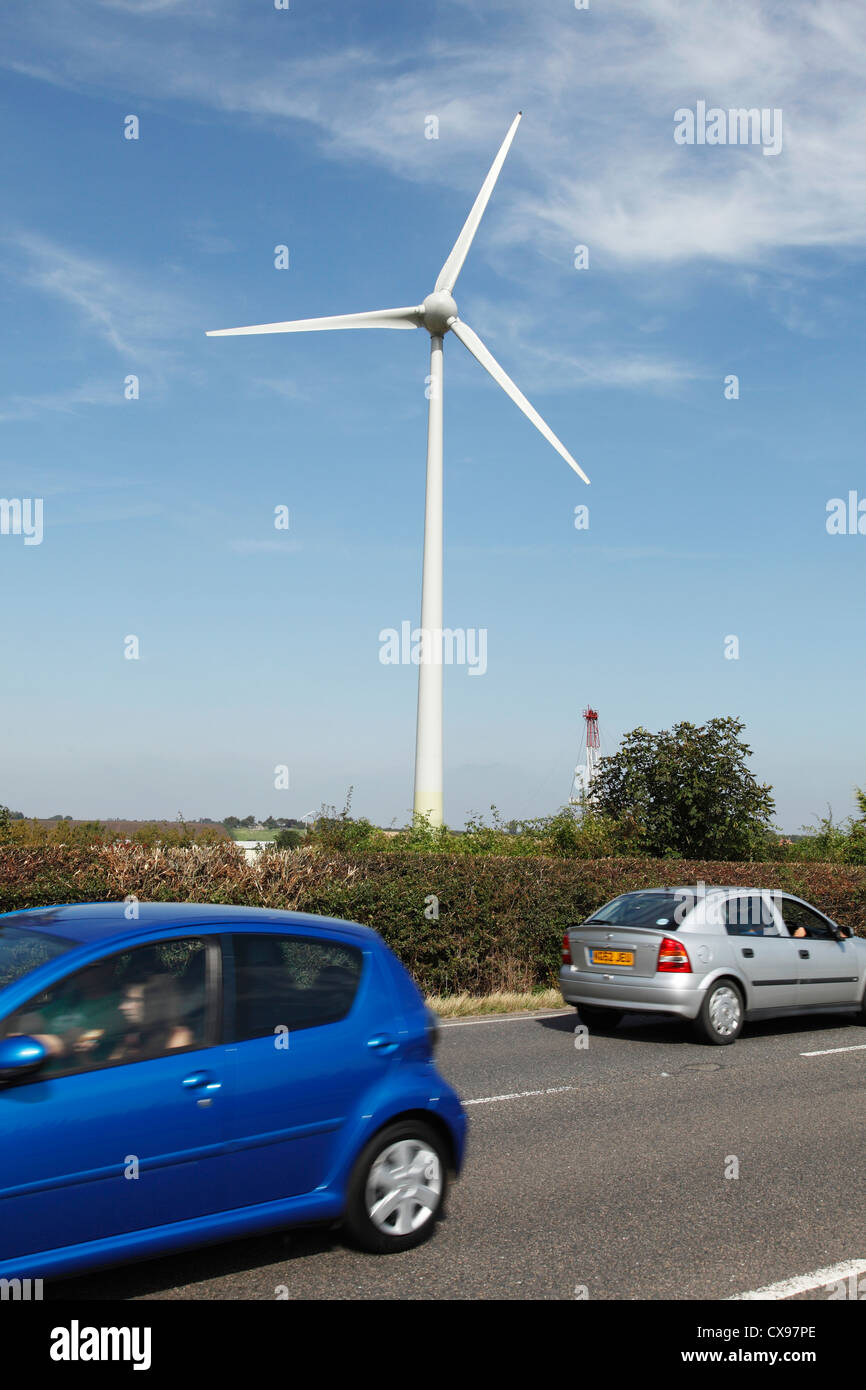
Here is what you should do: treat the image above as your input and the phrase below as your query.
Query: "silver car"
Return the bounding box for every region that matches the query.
[559,886,866,1045]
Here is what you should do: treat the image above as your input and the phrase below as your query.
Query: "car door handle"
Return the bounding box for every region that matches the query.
[367,1034,399,1053]
[741,948,754,958]
[182,1070,221,1091]
[799,949,810,959]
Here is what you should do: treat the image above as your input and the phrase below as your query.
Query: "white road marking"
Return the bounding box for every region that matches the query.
[440,1010,566,1029]
[800,1043,866,1057]
[729,1258,866,1301]
[464,1084,578,1106]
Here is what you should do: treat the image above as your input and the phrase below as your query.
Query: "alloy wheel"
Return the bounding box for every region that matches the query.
[365,1138,443,1236]
[709,985,742,1037]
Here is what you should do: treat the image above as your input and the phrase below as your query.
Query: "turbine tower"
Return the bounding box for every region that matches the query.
[207,112,589,827]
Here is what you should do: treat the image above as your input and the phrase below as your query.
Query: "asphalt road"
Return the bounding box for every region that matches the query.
[53,1007,866,1301]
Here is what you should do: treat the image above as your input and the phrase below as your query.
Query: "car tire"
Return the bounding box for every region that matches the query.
[576,1005,623,1030]
[692,980,744,1045]
[343,1119,449,1254]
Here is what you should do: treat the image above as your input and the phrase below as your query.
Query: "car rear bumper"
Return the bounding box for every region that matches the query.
[559,966,705,1019]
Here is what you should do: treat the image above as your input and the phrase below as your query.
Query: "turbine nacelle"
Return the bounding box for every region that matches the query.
[421,291,458,336]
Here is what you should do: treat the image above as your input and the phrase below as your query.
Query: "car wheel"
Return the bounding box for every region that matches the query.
[343,1120,448,1254]
[577,1005,623,1030]
[693,980,744,1045]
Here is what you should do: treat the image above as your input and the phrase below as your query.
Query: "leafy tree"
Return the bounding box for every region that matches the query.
[274,828,305,850]
[850,789,866,865]
[308,789,387,852]
[62,821,108,846]
[590,716,775,860]
[222,816,241,829]
[787,788,866,865]
[793,807,850,861]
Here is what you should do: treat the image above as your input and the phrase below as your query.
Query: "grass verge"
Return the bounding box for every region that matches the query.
[424,988,566,1018]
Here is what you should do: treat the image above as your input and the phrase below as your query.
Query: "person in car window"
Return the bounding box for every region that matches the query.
[110,972,193,1062]
[11,959,123,1064]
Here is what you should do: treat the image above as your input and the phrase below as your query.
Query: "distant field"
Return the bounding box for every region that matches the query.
[29,819,231,840]
[229,828,279,841]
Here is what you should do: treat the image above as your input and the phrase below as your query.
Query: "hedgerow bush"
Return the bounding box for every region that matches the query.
[308,802,627,857]
[2,844,865,994]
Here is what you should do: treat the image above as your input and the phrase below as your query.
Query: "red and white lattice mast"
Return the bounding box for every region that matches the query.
[570,706,600,803]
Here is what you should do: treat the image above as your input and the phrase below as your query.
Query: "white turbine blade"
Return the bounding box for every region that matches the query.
[435,112,522,294]
[206,305,423,337]
[450,318,590,485]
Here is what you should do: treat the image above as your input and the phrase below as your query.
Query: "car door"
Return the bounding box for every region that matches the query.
[722,891,801,1010]
[220,930,402,1207]
[0,935,230,1266]
[777,897,862,1007]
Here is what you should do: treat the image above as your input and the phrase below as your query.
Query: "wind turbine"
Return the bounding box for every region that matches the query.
[207,112,589,828]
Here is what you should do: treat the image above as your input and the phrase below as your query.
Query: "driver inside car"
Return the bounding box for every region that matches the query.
[6,959,123,1067]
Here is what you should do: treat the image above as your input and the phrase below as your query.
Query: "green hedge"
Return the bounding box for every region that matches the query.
[2,844,865,994]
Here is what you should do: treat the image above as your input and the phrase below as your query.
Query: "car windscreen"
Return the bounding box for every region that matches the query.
[584,893,685,929]
[0,925,75,990]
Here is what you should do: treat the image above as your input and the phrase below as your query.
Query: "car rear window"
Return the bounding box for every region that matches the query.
[585,893,686,929]
[231,934,363,1040]
[0,925,74,991]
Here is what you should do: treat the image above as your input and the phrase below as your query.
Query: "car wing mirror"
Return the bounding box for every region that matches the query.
[0,1035,48,1086]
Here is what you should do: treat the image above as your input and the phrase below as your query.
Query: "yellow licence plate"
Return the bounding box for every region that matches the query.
[590,949,634,966]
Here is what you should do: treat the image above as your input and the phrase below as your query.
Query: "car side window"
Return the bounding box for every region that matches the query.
[723,894,779,936]
[231,934,363,1041]
[780,900,834,939]
[1,938,208,1080]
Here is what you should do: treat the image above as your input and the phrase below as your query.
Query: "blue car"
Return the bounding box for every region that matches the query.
[0,903,466,1279]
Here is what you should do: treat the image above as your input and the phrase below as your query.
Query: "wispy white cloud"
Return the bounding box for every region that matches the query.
[0,232,204,411]
[7,232,191,362]
[2,0,863,273]
[455,295,700,393]
[2,0,864,375]
[0,378,120,423]
[249,376,306,403]
[95,0,190,12]
[184,223,237,257]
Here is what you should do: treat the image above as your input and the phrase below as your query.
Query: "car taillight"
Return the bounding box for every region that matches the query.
[657,936,691,972]
[561,932,573,965]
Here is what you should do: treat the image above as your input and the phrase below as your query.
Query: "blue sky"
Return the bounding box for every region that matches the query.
[0,0,864,831]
